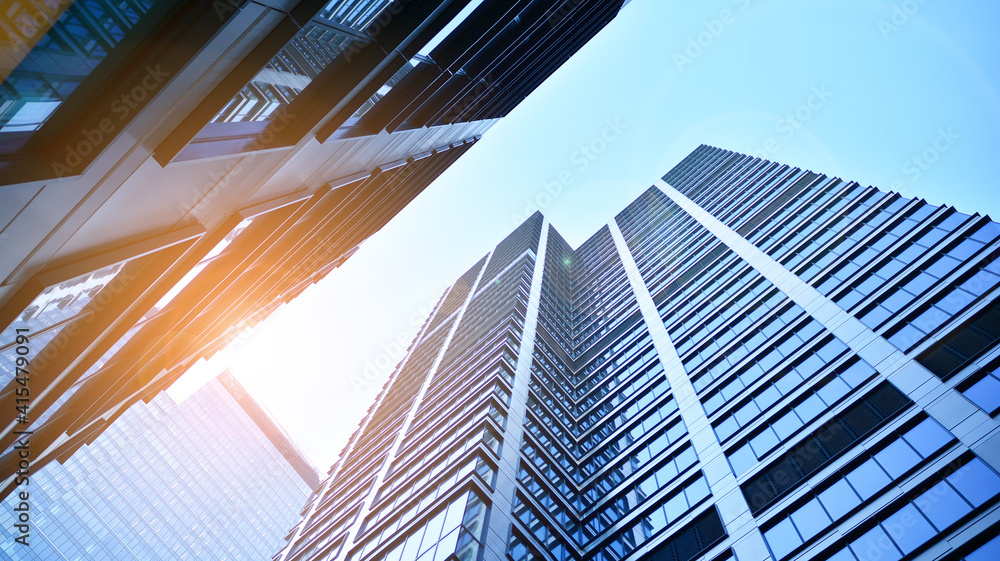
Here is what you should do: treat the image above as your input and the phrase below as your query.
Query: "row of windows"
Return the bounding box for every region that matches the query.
[823,209,968,310]
[808,196,923,286]
[834,212,977,315]
[528,358,665,442]
[681,291,791,373]
[577,368,669,435]
[525,386,680,471]
[669,272,770,353]
[422,256,485,336]
[579,445,699,543]
[746,173,837,248]
[692,316,824,396]
[917,299,1000,380]
[726,167,816,235]
[723,165,812,234]
[510,492,575,561]
[349,489,487,561]
[861,221,1000,332]
[885,235,1000,353]
[360,454,493,551]
[741,382,913,513]
[762,416,954,559]
[385,420,500,498]
[819,457,1000,561]
[642,232,719,301]
[659,253,745,336]
[781,187,885,274]
[529,329,653,407]
[521,411,688,491]
[712,350,870,443]
[405,373,510,459]
[727,351,874,476]
[575,332,654,398]
[761,181,864,262]
[588,474,711,560]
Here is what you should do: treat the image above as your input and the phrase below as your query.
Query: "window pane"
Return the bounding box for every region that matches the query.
[966,535,1000,561]
[963,374,1000,414]
[902,418,953,458]
[818,377,851,406]
[819,479,862,520]
[915,480,970,531]
[728,443,755,474]
[791,498,831,540]
[881,504,934,554]
[947,459,1000,507]
[962,269,1000,297]
[750,428,779,458]
[795,394,826,422]
[772,412,801,441]
[764,518,802,560]
[874,440,921,478]
[850,525,902,561]
[847,459,891,500]
[937,288,977,315]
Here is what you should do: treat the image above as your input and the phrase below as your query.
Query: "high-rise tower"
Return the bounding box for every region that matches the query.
[279,145,1000,561]
[0,370,318,559]
[0,0,626,492]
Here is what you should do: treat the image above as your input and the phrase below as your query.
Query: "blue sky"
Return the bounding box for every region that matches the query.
[170,0,1000,468]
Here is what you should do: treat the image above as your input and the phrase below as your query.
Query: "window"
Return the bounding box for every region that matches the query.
[821,457,1000,561]
[965,535,1000,561]
[917,301,1000,380]
[818,479,860,520]
[960,368,1000,415]
[742,383,912,514]
[847,459,891,500]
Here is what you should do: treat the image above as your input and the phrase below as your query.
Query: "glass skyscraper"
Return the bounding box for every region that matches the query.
[277,145,1000,561]
[0,0,627,493]
[0,370,318,560]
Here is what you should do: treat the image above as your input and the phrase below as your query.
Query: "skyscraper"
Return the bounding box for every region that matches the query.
[0,370,318,560]
[0,0,626,492]
[277,145,1000,561]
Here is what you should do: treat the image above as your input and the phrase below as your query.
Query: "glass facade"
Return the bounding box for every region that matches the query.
[0,0,157,133]
[0,371,317,560]
[278,145,1000,561]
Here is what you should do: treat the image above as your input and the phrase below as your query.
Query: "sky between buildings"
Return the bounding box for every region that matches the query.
[169,0,1000,469]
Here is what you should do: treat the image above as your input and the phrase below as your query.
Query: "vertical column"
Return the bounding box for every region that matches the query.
[657,179,1000,472]
[483,220,550,560]
[609,221,773,561]
[337,252,491,557]
[276,283,458,561]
